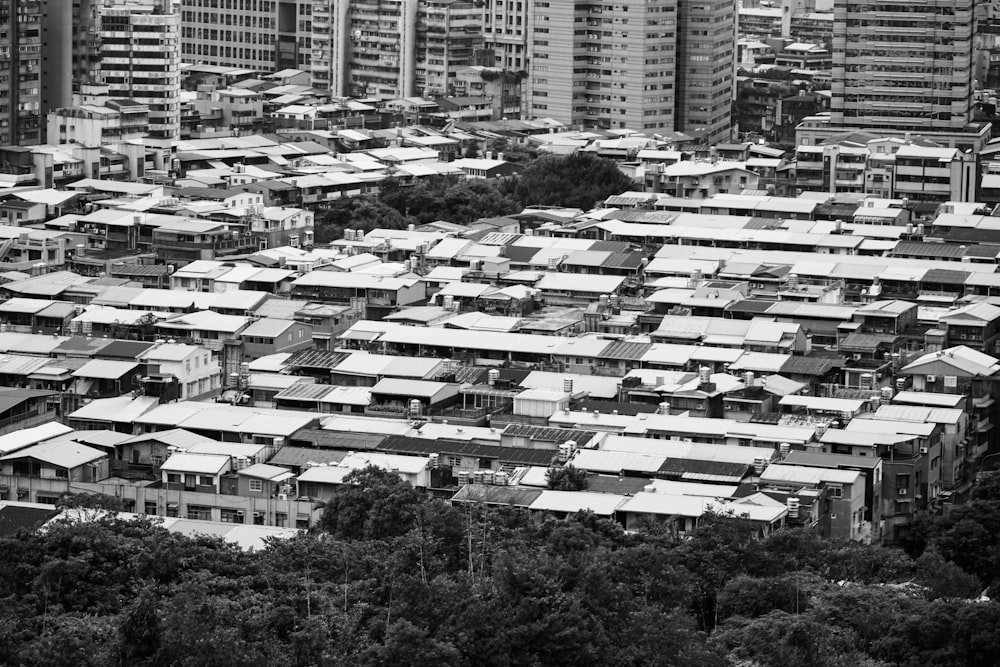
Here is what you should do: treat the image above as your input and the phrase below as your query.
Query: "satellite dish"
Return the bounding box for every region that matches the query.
[353,30,362,40]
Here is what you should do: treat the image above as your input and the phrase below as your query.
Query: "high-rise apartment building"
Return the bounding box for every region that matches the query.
[416,0,483,97]
[831,0,975,135]
[38,0,101,128]
[525,0,735,143]
[676,0,737,143]
[179,0,311,73]
[99,0,180,144]
[180,0,279,72]
[482,0,529,70]
[0,0,43,146]
[313,0,481,98]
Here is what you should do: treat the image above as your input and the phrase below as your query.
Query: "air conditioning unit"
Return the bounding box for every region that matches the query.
[278,493,288,500]
[926,375,936,383]
[919,447,929,454]
[898,488,908,496]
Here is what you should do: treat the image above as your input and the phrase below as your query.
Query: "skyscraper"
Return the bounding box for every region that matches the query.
[0,0,43,146]
[313,0,482,98]
[98,0,180,144]
[675,0,737,144]
[830,0,975,135]
[524,0,735,142]
[482,0,530,71]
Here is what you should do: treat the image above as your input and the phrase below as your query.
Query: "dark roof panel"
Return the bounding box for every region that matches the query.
[0,505,59,537]
[379,435,557,466]
[500,423,599,446]
[284,348,349,370]
[780,356,842,376]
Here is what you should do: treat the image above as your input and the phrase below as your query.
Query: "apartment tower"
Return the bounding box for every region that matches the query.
[98,0,180,144]
[0,0,43,146]
[831,0,976,135]
[525,0,735,142]
[179,0,312,73]
[313,0,481,98]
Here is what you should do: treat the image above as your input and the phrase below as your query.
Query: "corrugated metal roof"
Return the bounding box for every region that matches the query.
[451,484,544,507]
[160,452,230,474]
[891,241,966,258]
[922,268,971,285]
[659,457,749,479]
[284,348,349,370]
[528,490,625,515]
[275,383,338,401]
[268,446,349,468]
[53,336,115,357]
[287,429,385,450]
[370,378,452,398]
[0,439,105,468]
[0,354,51,376]
[71,359,140,379]
[97,340,157,360]
[780,356,841,376]
[603,251,644,270]
[379,435,557,466]
[500,423,598,446]
[119,428,219,449]
[592,340,651,361]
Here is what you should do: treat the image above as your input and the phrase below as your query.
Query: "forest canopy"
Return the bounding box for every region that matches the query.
[314,153,637,243]
[2,468,999,667]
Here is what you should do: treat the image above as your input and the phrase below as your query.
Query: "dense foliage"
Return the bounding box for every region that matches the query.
[3,468,999,666]
[313,153,636,242]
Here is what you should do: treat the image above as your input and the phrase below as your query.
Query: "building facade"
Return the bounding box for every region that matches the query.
[99,0,181,145]
[524,0,734,141]
[0,0,43,146]
[313,0,480,98]
[831,0,976,137]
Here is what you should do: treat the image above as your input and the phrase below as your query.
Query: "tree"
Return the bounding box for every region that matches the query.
[971,471,1000,502]
[314,197,409,243]
[316,465,423,540]
[713,610,878,667]
[545,464,588,491]
[359,619,462,667]
[56,492,127,513]
[511,153,637,210]
[378,176,519,224]
[717,574,816,621]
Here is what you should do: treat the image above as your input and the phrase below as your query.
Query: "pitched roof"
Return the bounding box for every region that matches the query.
[0,439,106,468]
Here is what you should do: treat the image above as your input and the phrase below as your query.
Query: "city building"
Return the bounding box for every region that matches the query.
[481,0,529,72]
[98,0,181,158]
[524,0,735,141]
[46,96,150,148]
[827,0,988,150]
[0,0,43,146]
[313,0,481,99]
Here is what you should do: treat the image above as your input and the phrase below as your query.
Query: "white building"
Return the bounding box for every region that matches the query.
[139,342,221,400]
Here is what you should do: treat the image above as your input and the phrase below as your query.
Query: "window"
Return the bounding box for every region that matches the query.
[895,473,910,492]
[198,475,215,486]
[827,484,843,498]
[187,505,212,520]
[220,508,244,523]
[249,479,263,492]
[166,473,181,484]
